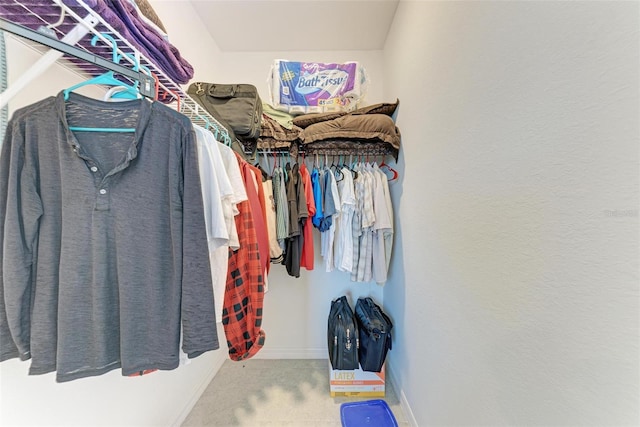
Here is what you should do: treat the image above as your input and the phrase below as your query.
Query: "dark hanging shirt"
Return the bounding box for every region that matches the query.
[0,92,218,382]
[284,163,308,277]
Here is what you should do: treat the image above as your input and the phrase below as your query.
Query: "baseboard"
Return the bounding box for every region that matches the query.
[170,349,227,427]
[254,347,327,359]
[386,363,418,427]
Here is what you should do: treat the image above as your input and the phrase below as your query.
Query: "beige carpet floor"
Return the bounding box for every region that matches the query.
[182,359,409,427]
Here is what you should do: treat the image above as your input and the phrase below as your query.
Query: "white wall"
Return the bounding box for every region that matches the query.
[383,1,639,426]
[0,3,228,426]
[149,0,223,84]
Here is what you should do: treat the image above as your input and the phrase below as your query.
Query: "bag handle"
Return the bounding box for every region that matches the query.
[207,84,237,98]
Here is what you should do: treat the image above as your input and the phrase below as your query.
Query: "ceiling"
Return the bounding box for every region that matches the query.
[190,0,399,52]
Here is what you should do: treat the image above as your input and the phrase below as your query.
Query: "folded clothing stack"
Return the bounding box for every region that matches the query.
[73,0,194,84]
[257,114,303,158]
[295,100,401,160]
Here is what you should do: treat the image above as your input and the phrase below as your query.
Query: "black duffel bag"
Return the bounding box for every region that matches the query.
[354,297,393,372]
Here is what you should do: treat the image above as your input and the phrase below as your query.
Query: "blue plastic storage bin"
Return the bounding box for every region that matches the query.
[340,399,399,427]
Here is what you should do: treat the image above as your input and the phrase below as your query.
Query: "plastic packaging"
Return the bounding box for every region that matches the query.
[268,59,368,115]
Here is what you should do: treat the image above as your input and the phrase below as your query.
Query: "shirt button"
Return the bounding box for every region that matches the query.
[90,166,98,172]
[99,189,107,195]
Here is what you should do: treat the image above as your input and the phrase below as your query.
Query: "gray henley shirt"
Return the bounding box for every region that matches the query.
[0,92,218,382]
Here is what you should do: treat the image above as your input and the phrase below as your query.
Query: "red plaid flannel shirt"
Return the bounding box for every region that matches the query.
[221,157,266,361]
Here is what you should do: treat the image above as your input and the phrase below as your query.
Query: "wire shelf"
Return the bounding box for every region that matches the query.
[0,0,231,141]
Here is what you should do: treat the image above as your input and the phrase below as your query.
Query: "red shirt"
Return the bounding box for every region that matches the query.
[299,163,316,270]
[246,163,270,275]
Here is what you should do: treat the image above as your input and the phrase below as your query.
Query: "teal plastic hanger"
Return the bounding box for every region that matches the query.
[106,52,151,101]
[64,34,139,133]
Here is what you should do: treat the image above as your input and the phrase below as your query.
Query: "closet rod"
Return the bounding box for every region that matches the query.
[298,148,394,157]
[0,17,155,108]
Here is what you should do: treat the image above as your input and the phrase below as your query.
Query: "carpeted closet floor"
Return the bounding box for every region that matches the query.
[182,359,409,426]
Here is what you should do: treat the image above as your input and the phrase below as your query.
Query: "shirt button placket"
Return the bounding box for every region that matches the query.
[96,181,110,211]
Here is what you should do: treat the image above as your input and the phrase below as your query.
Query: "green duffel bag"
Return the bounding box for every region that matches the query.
[188,82,263,140]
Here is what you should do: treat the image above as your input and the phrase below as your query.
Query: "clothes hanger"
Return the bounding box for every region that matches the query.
[64,35,139,102]
[379,156,399,182]
[64,34,139,133]
[348,153,359,179]
[160,89,180,113]
[332,155,344,182]
[103,85,132,101]
[104,53,151,101]
[282,152,289,181]
[198,117,221,145]
[210,121,222,143]
[204,117,213,133]
[221,122,232,146]
[254,149,269,180]
[265,148,275,177]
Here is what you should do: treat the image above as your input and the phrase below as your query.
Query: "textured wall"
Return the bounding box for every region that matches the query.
[383,1,639,425]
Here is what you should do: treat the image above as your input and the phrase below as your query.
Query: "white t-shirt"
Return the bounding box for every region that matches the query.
[335,167,355,273]
[218,143,248,250]
[194,125,238,322]
[372,164,393,285]
[193,125,229,252]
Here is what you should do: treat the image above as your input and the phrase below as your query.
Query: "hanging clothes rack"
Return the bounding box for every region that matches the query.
[298,145,394,157]
[0,0,230,141]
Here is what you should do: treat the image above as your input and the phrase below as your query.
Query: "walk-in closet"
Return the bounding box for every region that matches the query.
[1,1,638,426]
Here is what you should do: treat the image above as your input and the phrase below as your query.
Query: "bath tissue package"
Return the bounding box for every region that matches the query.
[268,60,368,115]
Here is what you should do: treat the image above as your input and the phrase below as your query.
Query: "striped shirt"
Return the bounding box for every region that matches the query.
[273,167,289,247]
[351,168,364,282]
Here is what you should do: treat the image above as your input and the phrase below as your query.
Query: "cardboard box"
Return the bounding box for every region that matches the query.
[329,360,385,397]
